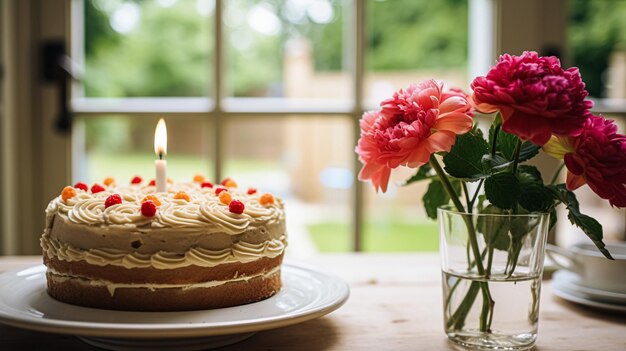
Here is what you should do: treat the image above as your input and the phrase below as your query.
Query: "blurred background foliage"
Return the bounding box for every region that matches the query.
[569,0,626,98]
[83,0,468,97]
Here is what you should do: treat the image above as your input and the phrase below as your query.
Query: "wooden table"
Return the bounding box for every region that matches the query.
[0,254,624,350]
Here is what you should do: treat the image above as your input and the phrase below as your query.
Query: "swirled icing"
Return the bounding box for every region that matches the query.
[68,198,106,225]
[44,182,285,235]
[41,232,287,270]
[199,202,251,234]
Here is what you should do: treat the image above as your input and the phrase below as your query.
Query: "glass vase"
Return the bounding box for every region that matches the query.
[438,206,550,350]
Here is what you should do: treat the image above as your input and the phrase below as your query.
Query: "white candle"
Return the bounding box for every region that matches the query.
[154,118,168,192]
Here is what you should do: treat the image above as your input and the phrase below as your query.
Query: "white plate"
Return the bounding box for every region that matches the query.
[0,262,349,350]
[552,270,626,305]
[552,280,626,314]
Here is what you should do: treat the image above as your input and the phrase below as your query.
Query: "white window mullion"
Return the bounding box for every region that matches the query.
[352,0,365,252]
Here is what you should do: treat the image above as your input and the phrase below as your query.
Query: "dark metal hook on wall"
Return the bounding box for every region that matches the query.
[42,41,82,135]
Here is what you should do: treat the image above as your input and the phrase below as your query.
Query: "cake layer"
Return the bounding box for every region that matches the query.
[42,231,286,269]
[44,252,283,284]
[46,269,282,311]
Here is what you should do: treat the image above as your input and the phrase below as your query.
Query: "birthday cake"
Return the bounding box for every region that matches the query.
[40,176,287,311]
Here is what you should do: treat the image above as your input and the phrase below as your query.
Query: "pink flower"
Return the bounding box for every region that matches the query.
[471,51,593,146]
[543,115,626,207]
[356,80,473,192]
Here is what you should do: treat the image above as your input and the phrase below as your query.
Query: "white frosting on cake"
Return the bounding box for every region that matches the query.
[42,181,287,268]
[46,182,284,233]
[41,231,286,269]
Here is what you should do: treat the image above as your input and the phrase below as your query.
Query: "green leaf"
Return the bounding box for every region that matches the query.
[402,164,433,186]
[548,185,614,260]
[481,154,513,174]
[422,179,461,220]
[517,165,543,184]
[519,183,554,212]
[484,172,520,210]
[488,116,540,162]
[519,141,541,162]
[549,208,558,232]
[568,211,612,259]
[476,205,510,251]
[495,131,518,160]
[442,129,490,181]
[423,180,449,220]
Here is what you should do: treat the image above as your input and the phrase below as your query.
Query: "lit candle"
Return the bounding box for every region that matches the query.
[154,118,167,193]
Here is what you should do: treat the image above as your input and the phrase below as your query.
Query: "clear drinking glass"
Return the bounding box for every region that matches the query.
[438,206,550,350]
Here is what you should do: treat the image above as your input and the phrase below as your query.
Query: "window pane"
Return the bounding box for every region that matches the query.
[365,0,469,106]
[363,169,438,252]
[223,116,353,253]
[82,0,213,97]
[361,0,467,251]
[568,0,626,99]
[223,0,351,100]
[74,116,213,184]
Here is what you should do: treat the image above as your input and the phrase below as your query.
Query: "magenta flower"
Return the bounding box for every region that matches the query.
[471,51,593,146]
[544,115,626,207]
[356,80,473,192]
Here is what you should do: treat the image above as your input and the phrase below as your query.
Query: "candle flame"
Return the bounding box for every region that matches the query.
[154,118,167,157]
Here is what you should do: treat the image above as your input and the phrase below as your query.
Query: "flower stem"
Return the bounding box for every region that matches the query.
[491,124,500,156]
[429,155,484,273]
[429,155,466,213]
[462,182,472,213]
[511,139,523,174]
[550,162,565,185]
[431,155,493,332]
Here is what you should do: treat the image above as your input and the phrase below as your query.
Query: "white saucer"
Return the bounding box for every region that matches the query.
[551,272,626,314]
[0,262,349,350]
[552,270,626,305]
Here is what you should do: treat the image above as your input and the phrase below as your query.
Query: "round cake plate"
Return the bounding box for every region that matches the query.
[0,261,349,351]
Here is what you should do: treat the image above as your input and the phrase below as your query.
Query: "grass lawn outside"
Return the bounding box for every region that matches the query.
[307,220,439,252]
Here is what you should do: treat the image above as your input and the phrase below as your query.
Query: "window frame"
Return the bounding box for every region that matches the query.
[70,0,367,250]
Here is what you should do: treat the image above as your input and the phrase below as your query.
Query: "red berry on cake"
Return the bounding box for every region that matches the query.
[201,181,213,188]
[219,191,232,205]
[247,187,257,195]
[103,177,115,187]
[141,200,157,217]
[215,187,227,195]
[61,186,77,202]
[131,176,142,184]
[259,193,275,205]
[229,199,245,214]
[91,184,105,194]
[173,191,191,202]
[148,179,156,186]
[193,174,205,183]
[74,182,88,191]
[104,194,122,208]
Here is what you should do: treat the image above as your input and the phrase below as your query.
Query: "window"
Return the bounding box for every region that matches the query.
[71,0,470,253]
[564,0,626,244]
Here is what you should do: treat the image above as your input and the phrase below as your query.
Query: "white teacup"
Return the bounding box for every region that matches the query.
[546,242,626,294]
